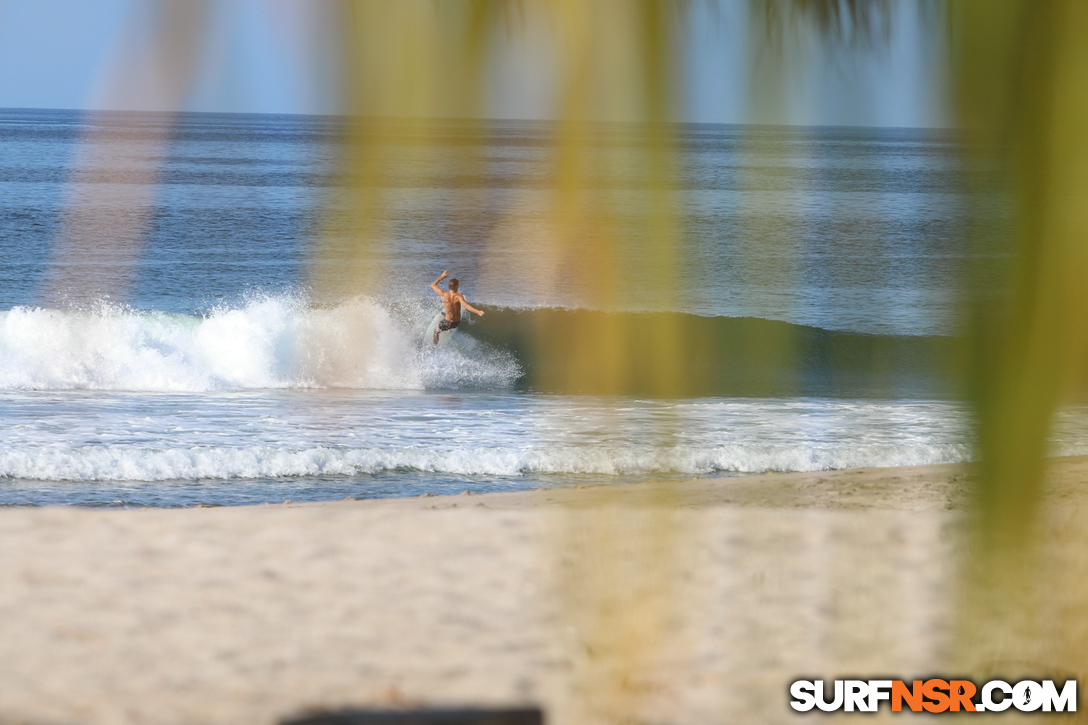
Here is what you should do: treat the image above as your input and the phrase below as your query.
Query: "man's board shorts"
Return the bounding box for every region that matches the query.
[437,319,460,333]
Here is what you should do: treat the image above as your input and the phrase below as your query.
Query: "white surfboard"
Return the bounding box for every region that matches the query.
[425,309,461,347]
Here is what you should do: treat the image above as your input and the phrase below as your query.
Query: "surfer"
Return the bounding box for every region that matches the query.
[430,270,484,344]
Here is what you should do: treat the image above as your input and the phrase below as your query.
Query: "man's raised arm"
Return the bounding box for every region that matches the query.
[431,270,449,295]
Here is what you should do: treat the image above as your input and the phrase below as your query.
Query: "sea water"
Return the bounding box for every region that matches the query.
[0,108,1071,507]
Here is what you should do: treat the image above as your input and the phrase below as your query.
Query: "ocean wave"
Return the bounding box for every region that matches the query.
[0,443,971,482]
[0,297,961,397]
[0,297,520,392]
[470,307,959,398]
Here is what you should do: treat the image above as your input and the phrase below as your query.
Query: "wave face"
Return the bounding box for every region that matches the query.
[470,308,960,398]
[0,297,520,392]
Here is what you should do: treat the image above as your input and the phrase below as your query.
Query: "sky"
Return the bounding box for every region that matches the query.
[0,0,948,127]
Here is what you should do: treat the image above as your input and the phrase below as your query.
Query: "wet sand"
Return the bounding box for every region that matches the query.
[1,459,1083,725]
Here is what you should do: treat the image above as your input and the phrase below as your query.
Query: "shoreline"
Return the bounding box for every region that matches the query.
[2,459,1085,724]
[284,453,1088,513]
[315,459,979,513]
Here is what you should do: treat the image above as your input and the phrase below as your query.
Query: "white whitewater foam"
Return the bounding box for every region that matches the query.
[0,296,520,392]
[0,443,973,482]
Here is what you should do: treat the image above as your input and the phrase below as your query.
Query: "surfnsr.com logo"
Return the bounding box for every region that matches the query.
[790,679,1077,713]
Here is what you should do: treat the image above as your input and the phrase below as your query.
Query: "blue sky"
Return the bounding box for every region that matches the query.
[0,0,947,126]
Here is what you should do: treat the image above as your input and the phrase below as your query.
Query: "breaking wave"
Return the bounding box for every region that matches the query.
[0,296,520,391]
[0,298,960,397]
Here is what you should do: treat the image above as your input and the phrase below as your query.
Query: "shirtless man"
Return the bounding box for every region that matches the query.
[431,270,484,344]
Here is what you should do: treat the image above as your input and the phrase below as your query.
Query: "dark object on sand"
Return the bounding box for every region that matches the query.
[282,708,543,725]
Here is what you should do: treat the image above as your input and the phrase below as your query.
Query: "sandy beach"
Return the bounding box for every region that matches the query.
[3,458,1085,725]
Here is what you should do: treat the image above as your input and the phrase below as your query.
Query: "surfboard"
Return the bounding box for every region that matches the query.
[425,309,461,347]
